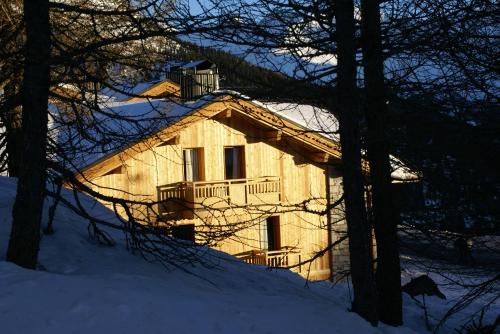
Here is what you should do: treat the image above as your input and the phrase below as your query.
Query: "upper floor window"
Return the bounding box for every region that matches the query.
[183,148,204,182]
[224,146,245,179]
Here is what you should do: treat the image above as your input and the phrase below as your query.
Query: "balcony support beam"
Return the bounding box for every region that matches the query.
[310,152,330,163]
[265,130,282,142]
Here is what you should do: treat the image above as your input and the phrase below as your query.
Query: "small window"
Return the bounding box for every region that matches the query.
[224,146,245,179]
[172,224,195,243]
[260,216,281,251]
[183,148,204,182]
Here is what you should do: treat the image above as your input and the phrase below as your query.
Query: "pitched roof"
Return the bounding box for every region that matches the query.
[52,90,417,181]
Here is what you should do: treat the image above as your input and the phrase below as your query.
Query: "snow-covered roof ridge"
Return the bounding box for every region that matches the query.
[208,91,339,139]
[259,101,419,181]
[51,87,419,180]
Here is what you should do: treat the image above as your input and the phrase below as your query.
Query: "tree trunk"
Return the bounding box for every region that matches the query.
[6,0,51,269]
[334,0,378,326]
[361,0,403,326]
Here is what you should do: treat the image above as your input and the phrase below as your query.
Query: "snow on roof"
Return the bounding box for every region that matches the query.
[390,156,421,182]
[262,102,339,141]
[166,59,215,71]
[182,60,206,68]
[51,97,214,170]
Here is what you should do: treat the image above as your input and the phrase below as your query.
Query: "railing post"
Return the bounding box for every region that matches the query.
[245,178,249,205]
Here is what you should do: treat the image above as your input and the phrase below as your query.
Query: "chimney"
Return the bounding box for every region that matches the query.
[166,60,219,100]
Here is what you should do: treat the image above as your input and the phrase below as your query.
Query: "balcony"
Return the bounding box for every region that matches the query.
[157,176,281,216]
[234,247,302,273]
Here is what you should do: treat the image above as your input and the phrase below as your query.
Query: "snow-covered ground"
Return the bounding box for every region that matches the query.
[0,176,497,333]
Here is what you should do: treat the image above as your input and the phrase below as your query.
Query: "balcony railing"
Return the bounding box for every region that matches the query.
[234,247,302,272]
[157,176,281,214]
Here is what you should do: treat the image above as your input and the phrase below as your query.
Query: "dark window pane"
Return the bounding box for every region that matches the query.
[267,219,275,250]
[172,224,195,242]
[225,147,234,179]
[262,216,280,251]
[224,146,244,179]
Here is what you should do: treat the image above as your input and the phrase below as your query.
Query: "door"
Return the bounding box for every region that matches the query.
[260,216,281,251]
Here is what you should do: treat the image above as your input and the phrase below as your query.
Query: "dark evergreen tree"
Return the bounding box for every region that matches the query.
[361,0,402,325]
[6,0,51,269]
[335,0,378,325]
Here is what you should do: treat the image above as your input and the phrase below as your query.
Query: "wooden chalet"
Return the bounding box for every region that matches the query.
[67,65,416,281]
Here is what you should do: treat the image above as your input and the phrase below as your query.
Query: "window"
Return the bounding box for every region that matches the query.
[183,148,203,182]
[224,146,245,179]
[172,224,195,243]
[260,216,281,251]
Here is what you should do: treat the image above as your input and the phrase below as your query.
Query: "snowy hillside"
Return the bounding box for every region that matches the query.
[0,177,495,334]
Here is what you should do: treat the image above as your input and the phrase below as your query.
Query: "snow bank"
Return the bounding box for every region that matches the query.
[0,176,415,334]
[2,177,491,334]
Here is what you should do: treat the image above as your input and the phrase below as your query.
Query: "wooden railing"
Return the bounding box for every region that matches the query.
[157,176,281,213]
[234,247,302,272]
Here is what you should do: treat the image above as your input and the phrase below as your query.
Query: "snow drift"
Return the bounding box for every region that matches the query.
[1,176,494,333]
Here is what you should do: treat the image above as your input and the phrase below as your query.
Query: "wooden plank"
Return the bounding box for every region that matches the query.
[264,130,282,141]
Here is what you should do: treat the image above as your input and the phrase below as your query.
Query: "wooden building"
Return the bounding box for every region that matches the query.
[73,94,341,280]
[67,70,416,281]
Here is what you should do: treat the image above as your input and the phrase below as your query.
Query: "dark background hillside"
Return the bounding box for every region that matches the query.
[169,41,499,235]
[390,97,499,234]
[167,41,331,104]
